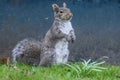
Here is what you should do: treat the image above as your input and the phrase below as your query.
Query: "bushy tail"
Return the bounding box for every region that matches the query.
[12,38,42,65]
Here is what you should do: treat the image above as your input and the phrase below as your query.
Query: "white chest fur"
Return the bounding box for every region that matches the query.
[59,21,73,35]
[55,39,69,64]
[54,21,73,64]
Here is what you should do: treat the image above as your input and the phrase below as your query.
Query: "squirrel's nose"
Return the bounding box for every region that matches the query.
[67,13,73,17]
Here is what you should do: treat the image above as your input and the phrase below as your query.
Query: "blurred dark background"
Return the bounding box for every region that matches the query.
[0,0,120,65]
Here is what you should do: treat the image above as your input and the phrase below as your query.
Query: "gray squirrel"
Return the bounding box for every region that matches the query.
[12,3,76,66]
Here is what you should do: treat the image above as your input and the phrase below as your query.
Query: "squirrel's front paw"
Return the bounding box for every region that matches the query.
[67,35,76,43]
[71,35,76,43]
[71,37,75,43]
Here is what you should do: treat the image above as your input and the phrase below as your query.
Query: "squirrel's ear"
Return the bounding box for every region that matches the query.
[52,4,59,13]
[63,2,67,8]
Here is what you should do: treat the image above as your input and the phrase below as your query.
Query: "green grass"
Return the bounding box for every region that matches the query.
[0,63,120,80]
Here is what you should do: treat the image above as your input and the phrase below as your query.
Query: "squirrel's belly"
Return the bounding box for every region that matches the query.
[54,39,69,63]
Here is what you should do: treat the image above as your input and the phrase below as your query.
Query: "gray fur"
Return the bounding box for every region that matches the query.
[12,38,41,66]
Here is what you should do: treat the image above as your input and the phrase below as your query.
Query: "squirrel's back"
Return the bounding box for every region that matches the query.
[12,38,42,65]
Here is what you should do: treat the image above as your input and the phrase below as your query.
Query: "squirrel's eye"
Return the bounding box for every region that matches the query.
[60,10,63,13]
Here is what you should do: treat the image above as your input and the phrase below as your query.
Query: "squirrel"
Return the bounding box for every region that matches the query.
[12,3,76,66]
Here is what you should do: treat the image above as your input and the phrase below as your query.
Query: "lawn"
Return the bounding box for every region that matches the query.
[0,62,120,80]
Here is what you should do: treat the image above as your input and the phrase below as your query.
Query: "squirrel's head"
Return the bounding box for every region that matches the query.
[52,3,73,21]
